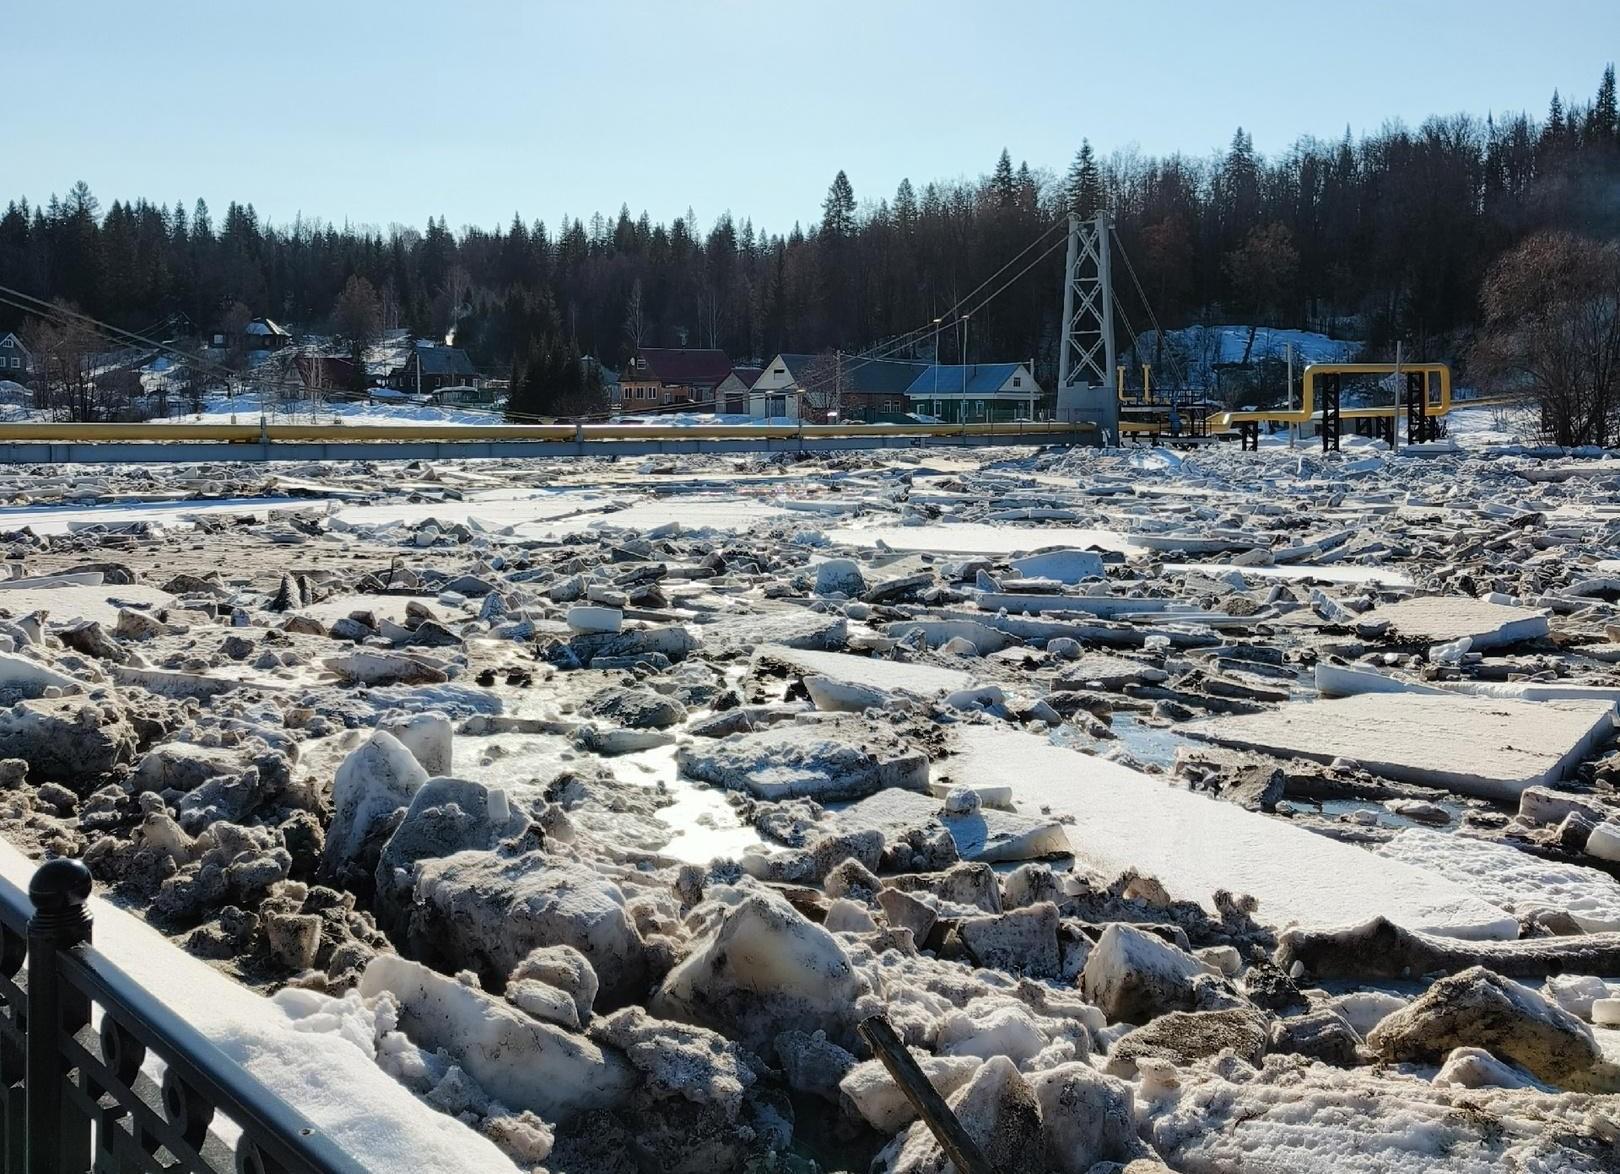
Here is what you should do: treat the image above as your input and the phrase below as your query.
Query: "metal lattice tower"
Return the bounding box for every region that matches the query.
[1056,213,1118,441]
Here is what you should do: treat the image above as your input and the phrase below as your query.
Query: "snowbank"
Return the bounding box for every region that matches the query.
[0,840,515,1171]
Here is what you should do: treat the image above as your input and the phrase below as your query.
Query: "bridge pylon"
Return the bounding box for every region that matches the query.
[1056,213,1118,444]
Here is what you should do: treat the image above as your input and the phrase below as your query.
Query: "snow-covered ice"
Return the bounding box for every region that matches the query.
[946,727,1519,939]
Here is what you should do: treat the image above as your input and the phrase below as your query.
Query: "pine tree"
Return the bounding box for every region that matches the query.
[1594,65,1617,142]
[894,178,918,232]
[991,149,1016,208]
[1015,161,1036,210]
[820,171,856,237]
[1541,90,1567,153]
[66,180,99,223]
[1065,140,1103,218]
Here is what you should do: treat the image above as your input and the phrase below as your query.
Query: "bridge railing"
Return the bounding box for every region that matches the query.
[0,858,362,1174]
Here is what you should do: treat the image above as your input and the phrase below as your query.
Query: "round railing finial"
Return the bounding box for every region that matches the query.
[29,858,93,936]
[30,858,92,911]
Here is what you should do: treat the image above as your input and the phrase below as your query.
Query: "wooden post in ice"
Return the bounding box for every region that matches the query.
[857,1015,991,1174]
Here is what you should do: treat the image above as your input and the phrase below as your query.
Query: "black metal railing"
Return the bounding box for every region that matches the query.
[0,858,363,1174]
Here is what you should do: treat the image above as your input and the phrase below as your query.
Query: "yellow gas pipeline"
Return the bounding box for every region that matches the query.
[0,420,1094,445]
[1214,362,1452,429]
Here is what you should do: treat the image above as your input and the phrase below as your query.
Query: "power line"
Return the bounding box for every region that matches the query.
[0,289,577,424]
[792,226,1071,405]
[4,211,1073,426]
[1111,226,1190,393]
[792,227,1068,395]
[5,291,734,427]
[852,216,1068,355]
[788,215,1070,400]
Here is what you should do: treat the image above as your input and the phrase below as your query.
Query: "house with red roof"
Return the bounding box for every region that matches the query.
[619,348,733,413]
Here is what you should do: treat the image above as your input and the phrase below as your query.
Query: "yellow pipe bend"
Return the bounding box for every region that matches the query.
[1214,362,1452,430]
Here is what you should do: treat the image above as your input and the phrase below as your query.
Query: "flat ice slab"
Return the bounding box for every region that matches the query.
[1057,653,1162,688]
[1007,548,1105,583]
[972,593,1180,618]
[0,495,338,536]
[1376,827,1620,933]
[945,727,1519,940]
[835,787,1069,863]
[753,645,978,697]
[1184,693,1614,798]
[825,523,1136,556]
[1164,561,1414,587]
[1357,596,1550,649]
[699,611,848,654]
[0,583,178,627]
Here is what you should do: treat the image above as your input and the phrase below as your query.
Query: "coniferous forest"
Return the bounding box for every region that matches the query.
[4,69,1620,396]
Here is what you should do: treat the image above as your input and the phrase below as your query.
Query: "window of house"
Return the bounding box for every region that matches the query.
[773,366,784,375]
[9,358,18,369]
[1012,376,1022,387]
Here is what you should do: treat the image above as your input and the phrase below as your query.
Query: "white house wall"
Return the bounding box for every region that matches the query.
[748,354,803,420]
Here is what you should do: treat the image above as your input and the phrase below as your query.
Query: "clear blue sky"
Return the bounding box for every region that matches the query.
[10,0,1619,238]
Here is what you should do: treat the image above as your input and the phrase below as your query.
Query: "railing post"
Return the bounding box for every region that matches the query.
[1,926,26,1174]
[26,859,92,1174]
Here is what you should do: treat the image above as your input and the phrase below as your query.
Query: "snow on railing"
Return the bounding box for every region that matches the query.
[0,858,362,1173]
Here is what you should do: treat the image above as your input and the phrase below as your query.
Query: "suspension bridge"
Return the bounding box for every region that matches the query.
[0,217,1500,462]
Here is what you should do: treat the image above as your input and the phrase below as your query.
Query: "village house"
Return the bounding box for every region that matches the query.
[713,366,763,414]
[387,342,481,395]
[619,348,733,412]
[749,353,930,422]
[905,362,1041,423]
[0,332,32,379]
[292,354,361,393]
[243,317,291,350]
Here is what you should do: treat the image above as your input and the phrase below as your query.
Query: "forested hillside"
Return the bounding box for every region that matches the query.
[3,68,1619,386]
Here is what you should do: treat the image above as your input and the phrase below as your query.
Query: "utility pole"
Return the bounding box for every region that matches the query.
[1286,342,1296,449]
[962,313,971,421]
[933,318,941,411]
[1391,340,1402,454]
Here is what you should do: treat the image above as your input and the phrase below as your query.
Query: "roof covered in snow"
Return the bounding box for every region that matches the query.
[244,317,290,337]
